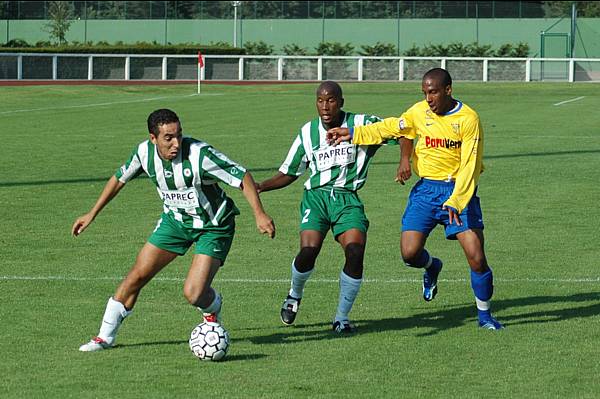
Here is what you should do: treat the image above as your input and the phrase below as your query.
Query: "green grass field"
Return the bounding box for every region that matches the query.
[1,81,599,398]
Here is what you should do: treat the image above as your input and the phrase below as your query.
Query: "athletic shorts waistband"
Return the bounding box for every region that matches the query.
[312,187,356,194]
[421,178,455,186]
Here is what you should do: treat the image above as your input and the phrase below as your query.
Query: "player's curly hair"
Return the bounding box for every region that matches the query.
[147,109,180,135]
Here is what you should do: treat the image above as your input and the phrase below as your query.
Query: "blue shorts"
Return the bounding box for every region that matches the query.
[401,178,484,240]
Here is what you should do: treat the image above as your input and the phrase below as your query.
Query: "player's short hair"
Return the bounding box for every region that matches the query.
[423,68,452,87]
[147,109,180,135]
[316,80,343,99]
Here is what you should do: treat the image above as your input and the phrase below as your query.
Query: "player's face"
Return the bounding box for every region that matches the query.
[422,78,453,115]
[151,122,182,160]
[316,90,344,129]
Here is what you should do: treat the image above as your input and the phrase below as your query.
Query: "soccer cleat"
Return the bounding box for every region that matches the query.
[79,336,112,352]
[280,295,301,325]
[422,258,443,302]
[478,316,504,330]
[332,320,356,334]
[203,311,221,324]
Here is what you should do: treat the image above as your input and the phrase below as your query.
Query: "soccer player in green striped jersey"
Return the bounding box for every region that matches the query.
[74,109,275,352]
[257,81,384,334]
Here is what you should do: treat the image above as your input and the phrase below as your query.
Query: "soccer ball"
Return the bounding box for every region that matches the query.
[189,322,229,361]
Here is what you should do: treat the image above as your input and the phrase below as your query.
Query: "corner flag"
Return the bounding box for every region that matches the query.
[197,51,204,94]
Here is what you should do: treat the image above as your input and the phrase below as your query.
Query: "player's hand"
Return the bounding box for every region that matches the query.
[326,127,351,146]
[72,213,94,236]
[444,206,463,226]
[395,159,412,185]
[256,212,275,239]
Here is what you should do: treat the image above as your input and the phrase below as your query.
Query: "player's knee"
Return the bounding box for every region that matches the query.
[295,247,320,271]
[343,243,365,277]
[400,244,421,266]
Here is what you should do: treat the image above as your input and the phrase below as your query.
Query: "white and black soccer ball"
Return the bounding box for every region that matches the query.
[189,322,229,361]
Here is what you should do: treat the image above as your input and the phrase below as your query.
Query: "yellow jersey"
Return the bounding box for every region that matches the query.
[352,100,483,213]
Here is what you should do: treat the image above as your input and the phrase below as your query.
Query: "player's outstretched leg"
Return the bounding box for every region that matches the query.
[280,260,313,325]
[471,269,503,330]
[79,297,132,352]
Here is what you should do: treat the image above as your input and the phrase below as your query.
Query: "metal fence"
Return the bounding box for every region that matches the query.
[0,1,556,20]
[1,53,599,82]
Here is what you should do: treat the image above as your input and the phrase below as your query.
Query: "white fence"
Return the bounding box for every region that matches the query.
[1,53,600,82]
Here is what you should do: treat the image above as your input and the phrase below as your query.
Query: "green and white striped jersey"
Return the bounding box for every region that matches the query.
[279,112,382,191]
[115,136,247,229]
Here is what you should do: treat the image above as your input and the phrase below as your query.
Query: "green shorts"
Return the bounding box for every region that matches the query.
[148,212,235,263]
[299,188,369,237]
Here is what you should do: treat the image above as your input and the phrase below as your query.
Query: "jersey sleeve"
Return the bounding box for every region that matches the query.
[363,114,382,125]
[353,109,416,145]
[443,114,483,213]
[199,146,247,189]
[115,147,143,183]
[279,133,308,176]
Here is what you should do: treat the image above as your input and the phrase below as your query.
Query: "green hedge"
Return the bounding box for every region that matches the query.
[0,40,528,57]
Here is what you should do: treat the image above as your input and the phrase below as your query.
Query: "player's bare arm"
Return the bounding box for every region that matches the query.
[240,172,276,238]
[257,172,298,193]
[72,176,126,236]
[395,137,413,185]
[326,127,351,146]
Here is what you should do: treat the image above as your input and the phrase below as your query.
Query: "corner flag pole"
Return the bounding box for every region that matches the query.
[197,51,204,94]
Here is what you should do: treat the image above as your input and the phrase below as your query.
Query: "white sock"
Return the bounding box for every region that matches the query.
[289,260,313,299]
[475,297,491,311]
[98,297,131,345]
[198,289,222,315]
[335,271,362,322]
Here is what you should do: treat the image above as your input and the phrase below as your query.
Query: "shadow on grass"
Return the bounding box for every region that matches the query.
[115,340,267,361]
[244,291,600,344]
[117,339,187,348]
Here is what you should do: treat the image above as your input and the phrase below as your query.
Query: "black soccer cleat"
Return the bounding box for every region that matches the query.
[332,320,356,334]
[280,295,301,325]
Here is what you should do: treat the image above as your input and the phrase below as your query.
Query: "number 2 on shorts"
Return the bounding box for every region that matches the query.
[302,209,311,223]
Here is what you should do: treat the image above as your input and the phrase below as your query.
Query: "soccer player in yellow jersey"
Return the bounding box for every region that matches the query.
[327,68,502,330]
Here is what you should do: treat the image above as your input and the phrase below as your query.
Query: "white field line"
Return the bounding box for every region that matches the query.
[1,275,600,284]
[0,93,221,115]
[553,96,585,106]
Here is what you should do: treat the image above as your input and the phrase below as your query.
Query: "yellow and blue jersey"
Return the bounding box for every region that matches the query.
[351,100,483,213]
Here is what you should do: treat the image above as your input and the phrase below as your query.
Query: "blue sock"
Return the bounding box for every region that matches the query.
[470,269,493,301]
[471,269,494,320]
[405,249,432,269]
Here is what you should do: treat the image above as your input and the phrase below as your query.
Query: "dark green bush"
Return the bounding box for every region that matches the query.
[243,41,274,55]
[282,44,309,56]
[315,42,354,56]
[359,42,397,56]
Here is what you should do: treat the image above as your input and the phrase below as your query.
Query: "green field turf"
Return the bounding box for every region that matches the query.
[1,82,599,398]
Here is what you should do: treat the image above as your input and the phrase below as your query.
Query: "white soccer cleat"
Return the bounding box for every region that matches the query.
[79,336,112,352]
